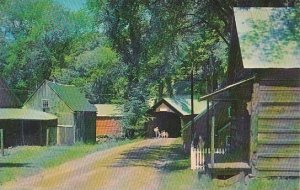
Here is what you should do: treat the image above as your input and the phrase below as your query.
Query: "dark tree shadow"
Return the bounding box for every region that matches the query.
[110,142,190,173]
[0,163,30,168]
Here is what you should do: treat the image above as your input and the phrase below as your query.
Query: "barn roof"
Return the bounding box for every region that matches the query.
[234,7,300,68]
[151,96,208,116]
[0,108,57,120]
[94,104,123,117]
[47,81,96,112]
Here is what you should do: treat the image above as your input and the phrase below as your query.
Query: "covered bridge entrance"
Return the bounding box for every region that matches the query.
[147,96,207,138]
[152,111,181,138]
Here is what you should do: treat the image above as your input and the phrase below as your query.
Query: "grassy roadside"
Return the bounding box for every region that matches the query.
[159,139,299,190]
[0,138,140,185]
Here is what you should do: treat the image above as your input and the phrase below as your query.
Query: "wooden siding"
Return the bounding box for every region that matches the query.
[24,82,75,145]
[96,117,122,137]
[249,83,300,177]
[75,112,96,143]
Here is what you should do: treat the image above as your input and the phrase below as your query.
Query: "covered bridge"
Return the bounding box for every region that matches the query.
[147,96,207,138]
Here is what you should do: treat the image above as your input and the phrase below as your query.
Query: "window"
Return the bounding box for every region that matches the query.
[42,99,49,111]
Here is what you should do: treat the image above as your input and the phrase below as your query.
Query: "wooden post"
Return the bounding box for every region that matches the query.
[211,113,215,167]
[46,127,49,146]
[40,121,43,146]
[206,99,210,148]
[0,129,4,156]
[21,121,25,145]
[57,126,60,145]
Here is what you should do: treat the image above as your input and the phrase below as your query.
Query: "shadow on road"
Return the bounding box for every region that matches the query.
[0,163,30,168]
[111,140,189,173]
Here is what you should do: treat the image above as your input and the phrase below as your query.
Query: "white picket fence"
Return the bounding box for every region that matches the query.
[191,144,227,170]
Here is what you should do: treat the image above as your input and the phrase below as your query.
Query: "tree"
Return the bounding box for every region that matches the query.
[0,0,94,100]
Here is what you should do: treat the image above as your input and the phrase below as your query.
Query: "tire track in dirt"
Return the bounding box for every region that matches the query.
[2,138,177,190]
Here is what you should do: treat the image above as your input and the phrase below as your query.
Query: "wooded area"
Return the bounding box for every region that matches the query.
[0,0,299,132]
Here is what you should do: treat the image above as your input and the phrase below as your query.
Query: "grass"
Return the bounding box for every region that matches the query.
[0,138,299,189]
[0,138,139,185]
[158,139,215,190]
[158,139,300,190]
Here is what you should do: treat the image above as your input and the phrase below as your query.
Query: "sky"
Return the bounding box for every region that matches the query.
[54,0,87,11]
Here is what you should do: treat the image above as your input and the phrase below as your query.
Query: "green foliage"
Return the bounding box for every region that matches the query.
[0,0,95,101]
[1,0,296,131]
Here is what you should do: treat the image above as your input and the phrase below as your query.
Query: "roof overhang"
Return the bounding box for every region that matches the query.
[149,99,184,116]
[234,7,300,69]
[199,76,255,101]
[0,108,57,120]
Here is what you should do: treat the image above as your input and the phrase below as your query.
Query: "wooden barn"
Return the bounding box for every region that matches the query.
[24,80,97,145]
[191,7,300,178]
[95,104,123,137]
[0,109,57,147]
[147,96,207,138]
[0,79,57,147]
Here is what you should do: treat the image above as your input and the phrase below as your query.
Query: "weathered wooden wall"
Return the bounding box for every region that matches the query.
[75,112,96,143]
[248,72,300,177]
[24,82,75,145]
[0,120,56,147]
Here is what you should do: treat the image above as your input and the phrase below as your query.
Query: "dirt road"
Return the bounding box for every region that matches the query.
[3,138,178,190]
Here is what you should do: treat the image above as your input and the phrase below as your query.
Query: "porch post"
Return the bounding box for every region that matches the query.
[206,99,209,148]
[211,103,215,167]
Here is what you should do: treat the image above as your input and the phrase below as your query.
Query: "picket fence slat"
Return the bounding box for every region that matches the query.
[191,144,227,170]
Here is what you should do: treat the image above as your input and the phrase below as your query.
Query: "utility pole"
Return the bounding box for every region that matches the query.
[190,60,195,147]
[206,78,210,149]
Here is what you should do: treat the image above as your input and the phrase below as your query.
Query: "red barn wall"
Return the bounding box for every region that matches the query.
[96,116,122,137]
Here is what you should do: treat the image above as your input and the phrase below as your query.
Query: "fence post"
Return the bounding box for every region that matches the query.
[0,129,4,156]
[199,144,202,169]
[191,145,195,170]
[46,127,49,146]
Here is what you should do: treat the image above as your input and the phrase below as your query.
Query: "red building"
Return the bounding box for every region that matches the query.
[95,104,123,137]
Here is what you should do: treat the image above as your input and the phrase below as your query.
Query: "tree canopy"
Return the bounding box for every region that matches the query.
[0,0,298,130]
